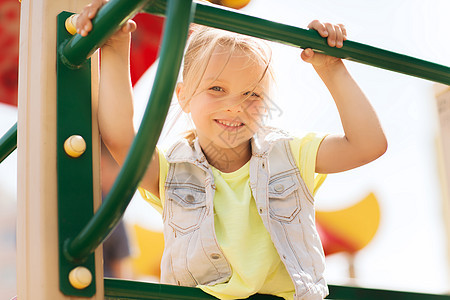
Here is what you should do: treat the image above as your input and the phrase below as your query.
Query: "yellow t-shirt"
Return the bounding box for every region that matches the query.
[139,133,326,300]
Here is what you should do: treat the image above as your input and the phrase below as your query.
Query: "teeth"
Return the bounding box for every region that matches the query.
[217,120,243,127]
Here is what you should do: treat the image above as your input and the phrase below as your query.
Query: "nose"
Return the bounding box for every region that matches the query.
[224,94,245,113]
[226,103,243,113]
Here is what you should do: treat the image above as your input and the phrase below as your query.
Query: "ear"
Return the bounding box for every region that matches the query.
[176,82,190,113]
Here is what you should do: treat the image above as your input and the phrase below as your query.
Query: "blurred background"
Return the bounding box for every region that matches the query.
[1,0,450,298]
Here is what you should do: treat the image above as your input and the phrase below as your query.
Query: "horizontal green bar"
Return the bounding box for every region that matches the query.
[104,279,450,300]
[64,0,193,261]
[145,0,450,86]
[328,284,450,300]
[104,279,281,299]
[60,0,152,68]
[0,123,17,163]
[104,279,216,300]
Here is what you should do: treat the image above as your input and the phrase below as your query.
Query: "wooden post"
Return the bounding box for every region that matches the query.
[16,0,103,299]
[434,83,450,287]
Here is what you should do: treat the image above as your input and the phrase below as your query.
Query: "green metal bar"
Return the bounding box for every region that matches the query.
[328,284,450,300]
[104,278,217,300]
[56,11,96,296]
[103,279,450,300]
[64,0,194,262]
[104,279,282,299]
[60,0,153,68]
[0,123,17,163]
[145,0,450,86]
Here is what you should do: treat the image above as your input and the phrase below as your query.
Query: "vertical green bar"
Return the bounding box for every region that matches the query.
[57,12,96,297]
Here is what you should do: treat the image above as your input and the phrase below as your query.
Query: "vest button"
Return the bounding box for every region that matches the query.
[210,253,221,259]
[274,184,285,192]
[185,194,195,202]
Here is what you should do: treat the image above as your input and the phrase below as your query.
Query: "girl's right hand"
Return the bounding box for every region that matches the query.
[75,0,137,48]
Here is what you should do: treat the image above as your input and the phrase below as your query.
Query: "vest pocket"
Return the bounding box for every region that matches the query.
[268,173,301,222]
[167,187,207,234]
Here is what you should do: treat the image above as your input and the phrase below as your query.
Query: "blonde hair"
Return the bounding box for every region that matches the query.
[182,25,274,99]
[180,25,275,141]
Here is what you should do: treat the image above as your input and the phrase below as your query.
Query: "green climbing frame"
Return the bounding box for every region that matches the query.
[1,0,449,298]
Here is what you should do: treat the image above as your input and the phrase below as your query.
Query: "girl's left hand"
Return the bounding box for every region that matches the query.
[301,20,347,69]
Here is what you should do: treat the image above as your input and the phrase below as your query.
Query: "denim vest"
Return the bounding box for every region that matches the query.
[161,127,328,299]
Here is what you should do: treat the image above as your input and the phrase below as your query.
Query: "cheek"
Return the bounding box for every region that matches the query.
[190,98,209,117]
[191,95,223,114]
[244,101,267,119]
[188,101,202,124]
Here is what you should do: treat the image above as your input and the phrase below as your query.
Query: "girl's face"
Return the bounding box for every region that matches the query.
[178,47,270,151]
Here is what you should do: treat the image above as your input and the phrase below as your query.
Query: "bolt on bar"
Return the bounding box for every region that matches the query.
[146,0,450,86]
[60,0,153,68]
[0,122,17,163]
[63,0,194,261]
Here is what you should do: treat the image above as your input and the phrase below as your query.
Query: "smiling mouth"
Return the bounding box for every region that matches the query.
[215,119,245,130]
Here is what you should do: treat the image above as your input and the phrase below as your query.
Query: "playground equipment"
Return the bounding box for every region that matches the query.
[316,193,380,256]
[2,0,450,298]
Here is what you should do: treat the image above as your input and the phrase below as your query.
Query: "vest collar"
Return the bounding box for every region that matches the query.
[251,126,292,156]
[165,137,206,165]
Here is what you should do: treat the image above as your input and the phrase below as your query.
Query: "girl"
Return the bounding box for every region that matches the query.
[77,1,387,299]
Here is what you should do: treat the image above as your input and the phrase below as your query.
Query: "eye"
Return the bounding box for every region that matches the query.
[210,86,224,92]
[244,91,262,99]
